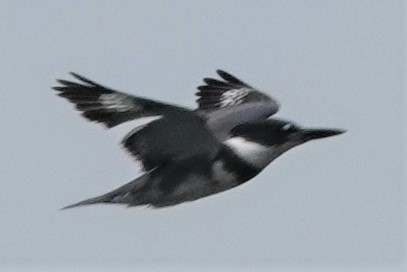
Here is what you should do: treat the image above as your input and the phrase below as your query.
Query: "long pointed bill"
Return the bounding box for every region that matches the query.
[302,128,346,141]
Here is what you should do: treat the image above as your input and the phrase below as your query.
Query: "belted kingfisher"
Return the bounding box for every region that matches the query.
[53,70,344,209]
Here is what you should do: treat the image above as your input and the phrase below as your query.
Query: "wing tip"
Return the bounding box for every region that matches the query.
[69,72,96,86]
[52,72,90,91]
[216,69,229,80]
[216,69,227,75]
[216,69,248,87]
[51,86,62,92]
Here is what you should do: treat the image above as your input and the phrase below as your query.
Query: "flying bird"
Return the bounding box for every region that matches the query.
[53,70,344,209]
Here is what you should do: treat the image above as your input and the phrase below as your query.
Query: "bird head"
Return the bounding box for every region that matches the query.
[225,118,345,169]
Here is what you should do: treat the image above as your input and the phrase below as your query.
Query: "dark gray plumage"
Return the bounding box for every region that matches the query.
[53,70,344,209]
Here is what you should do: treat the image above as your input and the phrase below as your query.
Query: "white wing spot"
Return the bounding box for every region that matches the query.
[100,93,138,112]
[122,115,163,143]
[219,88,249,107]
[282,123,293,130]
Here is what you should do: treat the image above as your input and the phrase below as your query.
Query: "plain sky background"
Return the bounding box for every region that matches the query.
[1,0,405,271]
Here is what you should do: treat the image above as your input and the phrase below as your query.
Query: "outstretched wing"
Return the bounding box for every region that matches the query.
[53,73,220,171]
[196,70,280,141]
[196,70,279,112]
[53,72,187,128]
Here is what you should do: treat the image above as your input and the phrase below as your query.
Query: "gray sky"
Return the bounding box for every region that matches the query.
[1,0,405,271]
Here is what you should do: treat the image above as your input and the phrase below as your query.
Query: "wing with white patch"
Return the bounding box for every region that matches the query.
[53,73,221,172]
[53,73,187,128]
[196,70,279,112]
[195,70,280,141]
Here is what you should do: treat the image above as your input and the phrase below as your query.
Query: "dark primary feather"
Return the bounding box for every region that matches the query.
[217,69,248,86]
[53,72,186,128]
[196,70,277,111]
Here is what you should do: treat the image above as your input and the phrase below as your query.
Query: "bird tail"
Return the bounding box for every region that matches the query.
[61,194,116,210]
[61,172,152,210]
